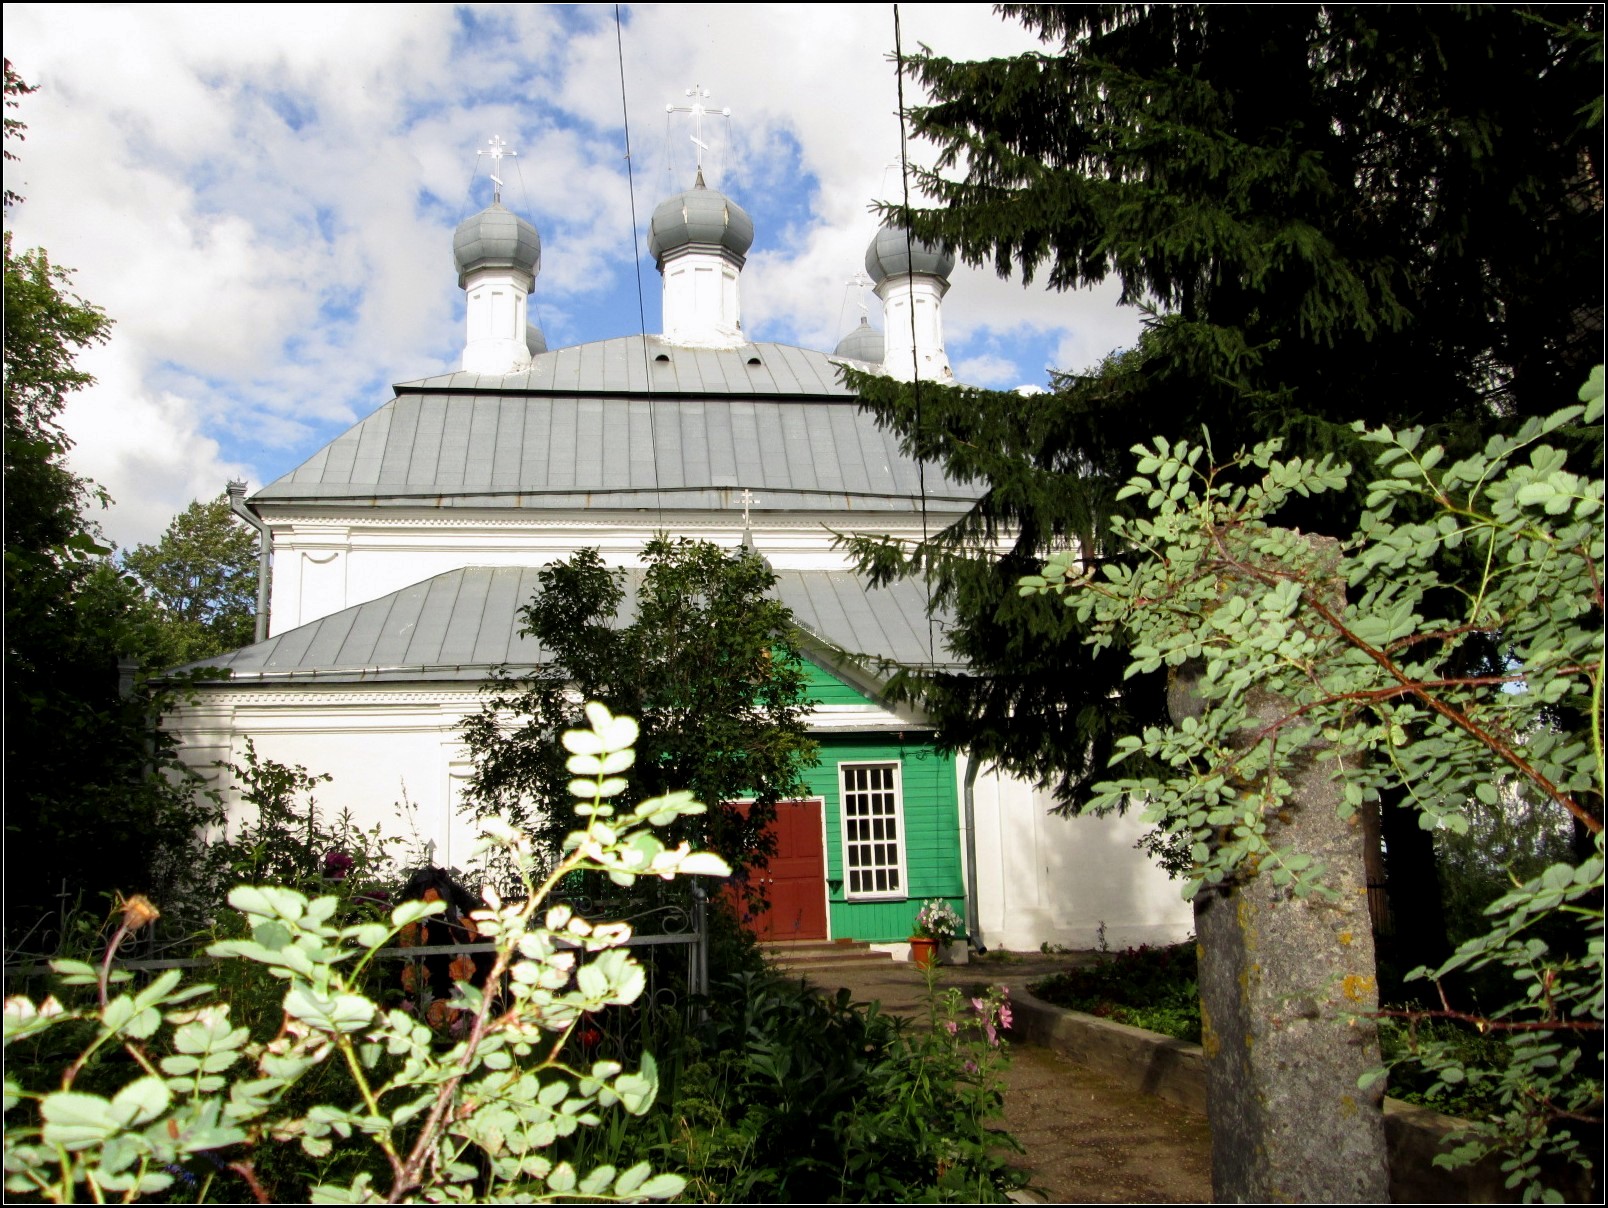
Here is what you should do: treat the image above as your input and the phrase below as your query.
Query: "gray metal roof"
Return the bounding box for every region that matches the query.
[833,319,885,364]
[256,337,980,512]
[770,569,959,672]
[397,335,857,396]
[178,565,958,685]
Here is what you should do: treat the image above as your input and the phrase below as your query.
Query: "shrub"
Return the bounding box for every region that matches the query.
[3,703,722,1203]
[1030,942,1202,1043]
[540,967,1025,1203]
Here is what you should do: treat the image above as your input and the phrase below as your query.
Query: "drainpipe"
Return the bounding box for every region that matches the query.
[962,753,986,954]
[226,480,271,644]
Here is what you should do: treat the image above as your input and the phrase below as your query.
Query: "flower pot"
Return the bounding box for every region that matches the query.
[910,935,939,969]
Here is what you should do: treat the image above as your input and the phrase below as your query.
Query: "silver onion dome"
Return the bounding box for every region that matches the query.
[647,174,755,265]
[864,225,955,285]
[833,317,885,363]
[452,203,541,288]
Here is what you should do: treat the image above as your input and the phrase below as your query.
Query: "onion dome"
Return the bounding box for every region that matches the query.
[526,324,547,356]
[864,225,955,285]
[833,317,885,363]
[647,172,754,265]
[452,202,541,288]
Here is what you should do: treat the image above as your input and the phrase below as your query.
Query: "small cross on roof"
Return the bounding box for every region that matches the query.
[477,135,517,204]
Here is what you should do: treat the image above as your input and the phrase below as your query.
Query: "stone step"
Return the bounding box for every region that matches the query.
[762,940,897,971]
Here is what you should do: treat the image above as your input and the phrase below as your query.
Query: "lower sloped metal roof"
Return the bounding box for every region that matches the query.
[175,566,961,686]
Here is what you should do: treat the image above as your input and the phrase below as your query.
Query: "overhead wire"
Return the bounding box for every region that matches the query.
[615,3,664,530]
[892,3,939,673]
[893,3,955,934]
[508,155,547,344]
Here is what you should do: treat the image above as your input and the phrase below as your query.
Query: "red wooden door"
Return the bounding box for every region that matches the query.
[735,800,827,941]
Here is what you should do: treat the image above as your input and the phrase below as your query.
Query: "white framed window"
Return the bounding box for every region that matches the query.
[839,761,907,899]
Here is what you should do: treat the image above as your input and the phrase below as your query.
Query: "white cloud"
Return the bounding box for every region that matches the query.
[953,353,1025,389]
[60,344,252,552]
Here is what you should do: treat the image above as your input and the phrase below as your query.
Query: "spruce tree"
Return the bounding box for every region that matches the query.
[848,5,1602,995]
[847,4,1602,804]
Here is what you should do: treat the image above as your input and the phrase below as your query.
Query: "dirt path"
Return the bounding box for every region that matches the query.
[791,949,1213,1204]
[1001,1041,1211,1203]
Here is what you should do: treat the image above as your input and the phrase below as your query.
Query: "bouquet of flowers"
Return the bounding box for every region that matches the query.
[913,898,964,943]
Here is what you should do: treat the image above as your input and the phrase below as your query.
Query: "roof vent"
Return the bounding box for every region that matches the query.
[654,353,671,363]
[746,356,762,366]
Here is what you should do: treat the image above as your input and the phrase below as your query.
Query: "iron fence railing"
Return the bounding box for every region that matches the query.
[3,883,711,1019]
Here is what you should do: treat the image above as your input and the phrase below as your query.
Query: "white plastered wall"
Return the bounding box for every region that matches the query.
[168,690,921,877]
[877,274,953,383]
[168,686,491,875]
[462,267,534,375]
[962,755,1195,951]
[660,247,744,348]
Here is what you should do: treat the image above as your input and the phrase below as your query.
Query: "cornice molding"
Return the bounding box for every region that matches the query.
[264,511,949,533]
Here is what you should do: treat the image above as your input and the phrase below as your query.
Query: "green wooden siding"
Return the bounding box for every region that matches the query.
[798,655,876,706]
[744,650,966,944]
[798,735,965,943]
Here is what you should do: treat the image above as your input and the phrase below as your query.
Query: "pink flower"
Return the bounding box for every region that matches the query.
[999,1002,1014,1031]
[970,996,987,1014]
[944,1019,959,1036]
[963,1059,978,1074]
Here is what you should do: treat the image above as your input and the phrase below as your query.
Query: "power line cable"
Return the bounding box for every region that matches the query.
[893,3,938,671]
[615,4,663,529]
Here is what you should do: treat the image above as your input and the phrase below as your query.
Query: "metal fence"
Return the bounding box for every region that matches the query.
[4,882,710,1058]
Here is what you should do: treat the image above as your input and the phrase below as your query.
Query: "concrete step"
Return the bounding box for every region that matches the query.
[761,940,897,972]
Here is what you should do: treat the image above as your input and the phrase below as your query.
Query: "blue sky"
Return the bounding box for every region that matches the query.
[5,3,1142,549]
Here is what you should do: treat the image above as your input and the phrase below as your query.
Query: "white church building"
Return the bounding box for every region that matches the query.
[165,140,1192,954]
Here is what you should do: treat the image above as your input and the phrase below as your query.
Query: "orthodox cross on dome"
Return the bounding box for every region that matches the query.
[477,135,517,204]
[740,487,756,527]
[848,270,874,319]
[666,84,730,179]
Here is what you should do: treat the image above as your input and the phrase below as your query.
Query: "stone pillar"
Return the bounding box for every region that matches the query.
[1173,534,1389,1203]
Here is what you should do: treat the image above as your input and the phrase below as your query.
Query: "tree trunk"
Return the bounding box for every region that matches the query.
[1176,535,1390,1203]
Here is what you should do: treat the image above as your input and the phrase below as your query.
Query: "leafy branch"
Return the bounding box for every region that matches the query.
[1018,368,1604,1200]
[4,703,729,1204]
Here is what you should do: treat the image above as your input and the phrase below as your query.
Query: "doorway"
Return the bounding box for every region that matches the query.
[734,799,828,941]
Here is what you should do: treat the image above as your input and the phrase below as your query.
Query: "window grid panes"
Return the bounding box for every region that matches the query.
[842,763,902,897]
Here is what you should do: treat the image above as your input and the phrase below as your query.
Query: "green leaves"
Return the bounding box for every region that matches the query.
[564,703,639,756]
[462,539,817,884]
[283,986,375,1033]
[39,1077,170,1155]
